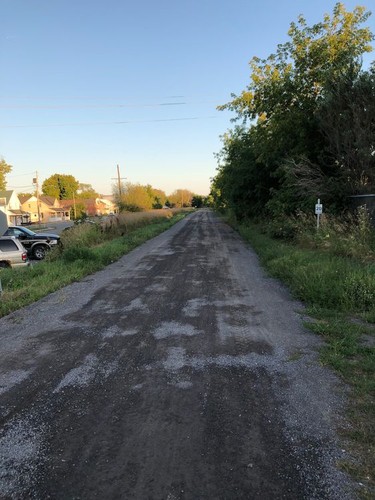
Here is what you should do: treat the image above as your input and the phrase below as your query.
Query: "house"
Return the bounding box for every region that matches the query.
[60,197,116,217]
[18,195,70,223]
[0,190,30,226]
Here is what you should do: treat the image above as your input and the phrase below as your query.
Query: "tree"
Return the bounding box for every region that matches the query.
[191,195,204,208]
[168,189,194,208]
[77,183,99,199]
[114,182,154,212]
[317,64,375,196]
[42,174,79,200]
[145,185,167,209]
[0,158,12,191]
[18,192,35,198]
[214,3,374,216]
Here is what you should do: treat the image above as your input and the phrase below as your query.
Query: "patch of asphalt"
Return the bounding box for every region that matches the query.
[0,369,34,396]
[0,412,49,497]
[53,354,119,393]
[0,210,357,498]
[153,321,203,339]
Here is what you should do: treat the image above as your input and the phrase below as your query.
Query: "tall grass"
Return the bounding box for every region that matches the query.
[264,206,375,262]
[240,225,375,315]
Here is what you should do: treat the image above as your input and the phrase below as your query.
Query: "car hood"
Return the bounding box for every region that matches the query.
[34,233,60,240]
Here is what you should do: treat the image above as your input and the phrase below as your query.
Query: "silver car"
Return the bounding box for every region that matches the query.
[0,236,29,269]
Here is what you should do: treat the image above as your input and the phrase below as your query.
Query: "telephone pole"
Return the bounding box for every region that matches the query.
[33,171,41,225]
[111,164,126,197]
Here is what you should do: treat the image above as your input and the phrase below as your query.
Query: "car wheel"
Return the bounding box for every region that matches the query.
[0,261,10,268]
[33,246,46,260]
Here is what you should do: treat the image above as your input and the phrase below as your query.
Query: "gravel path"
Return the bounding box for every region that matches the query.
[0,209,355,499]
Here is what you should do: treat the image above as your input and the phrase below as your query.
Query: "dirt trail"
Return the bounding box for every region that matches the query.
[0,209,354,499]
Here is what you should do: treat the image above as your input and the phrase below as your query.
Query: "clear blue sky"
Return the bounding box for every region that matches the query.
[1,0,374,196]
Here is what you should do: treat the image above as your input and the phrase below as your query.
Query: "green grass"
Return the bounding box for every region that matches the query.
[0,213,186,318]
[234,220,375,497]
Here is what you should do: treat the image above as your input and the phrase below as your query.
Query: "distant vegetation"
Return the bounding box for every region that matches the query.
[1,166,209,215]
[0,158,12,191]
[113,182,211,212]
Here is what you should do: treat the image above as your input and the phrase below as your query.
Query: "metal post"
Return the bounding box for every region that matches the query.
[316,198,321,230]
[117,164,122,197]
[35,171,41,226]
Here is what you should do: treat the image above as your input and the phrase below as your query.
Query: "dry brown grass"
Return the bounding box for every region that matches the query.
[101,209,174,235]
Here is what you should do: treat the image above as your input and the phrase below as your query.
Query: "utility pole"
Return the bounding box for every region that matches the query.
[72,190,77,219]
[111,164,126,197]
[33,171,41,226]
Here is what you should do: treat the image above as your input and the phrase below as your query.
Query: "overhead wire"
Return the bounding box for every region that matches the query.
[0,115,218,128]
[6,171,35,177]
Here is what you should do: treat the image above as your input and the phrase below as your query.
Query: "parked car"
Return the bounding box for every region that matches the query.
[0,236,29,268]
[3,226,60,260]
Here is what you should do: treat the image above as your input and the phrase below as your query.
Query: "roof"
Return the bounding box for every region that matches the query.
[0,191,14,204]
[39,195,57,206]
[59,199,74,208]
[8,210,29,215]
[18,195,34,204]
[49,207,67,213]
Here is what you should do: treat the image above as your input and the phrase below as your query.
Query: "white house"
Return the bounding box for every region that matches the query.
[0,190,29,227]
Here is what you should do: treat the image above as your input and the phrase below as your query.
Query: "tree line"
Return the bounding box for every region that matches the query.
[211,3,375,219]
[0,166,208,213]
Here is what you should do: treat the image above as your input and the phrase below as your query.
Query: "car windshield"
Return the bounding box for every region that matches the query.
[16,227,36,236]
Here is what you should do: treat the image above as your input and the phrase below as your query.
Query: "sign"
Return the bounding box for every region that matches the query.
[315,203,323,215]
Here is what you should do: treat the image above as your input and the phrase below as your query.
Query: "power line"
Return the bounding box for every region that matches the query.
[0,115,218,129]
[0,99,220,109]
[6,171,35,178]
[0,95,186,101]
[0,102,188,109]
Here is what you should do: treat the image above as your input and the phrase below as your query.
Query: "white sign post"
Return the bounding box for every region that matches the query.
[315,198,323,229]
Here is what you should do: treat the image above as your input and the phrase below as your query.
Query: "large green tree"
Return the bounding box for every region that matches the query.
[317,63,375,196]
[42,174,79,200]
[0,158,12,191]
[215,3,374,216]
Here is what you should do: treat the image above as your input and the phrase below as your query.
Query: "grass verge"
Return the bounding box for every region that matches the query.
[0,212,187,318]
[234,220,374,498]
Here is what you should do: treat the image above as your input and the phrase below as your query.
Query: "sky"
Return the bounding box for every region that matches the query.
[1,0,374,197]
